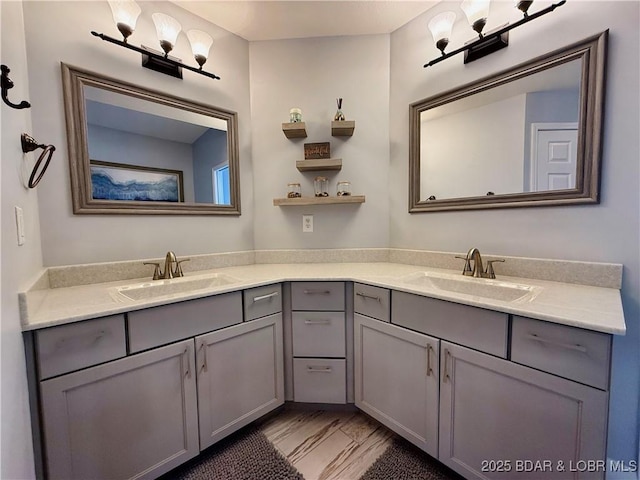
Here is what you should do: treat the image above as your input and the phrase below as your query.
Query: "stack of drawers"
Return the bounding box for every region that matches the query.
[291,281,346,404]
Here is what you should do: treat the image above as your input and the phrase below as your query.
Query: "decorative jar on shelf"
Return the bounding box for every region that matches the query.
[289,108,302,123]
[287,183,301,198]
[314,177,329,197]
[337,181,351,196]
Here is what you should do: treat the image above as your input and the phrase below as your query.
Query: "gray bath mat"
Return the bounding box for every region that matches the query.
[166,427,304,480]
[359,437,463,480]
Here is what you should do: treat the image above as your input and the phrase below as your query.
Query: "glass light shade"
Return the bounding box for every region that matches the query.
[515,0,534,15]
[186,30,213,68]
[461,0,490,34]
[107,1,141,41]
[152,13,182,55]
[428,12,456,54]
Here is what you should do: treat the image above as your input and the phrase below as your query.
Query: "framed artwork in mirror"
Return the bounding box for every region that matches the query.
[89,160,184,202]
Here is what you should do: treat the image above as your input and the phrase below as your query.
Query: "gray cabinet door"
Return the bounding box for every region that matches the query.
[196,313,284,450]
[40,339,199,480]
[439,341,608,480]
[354,313,439,457]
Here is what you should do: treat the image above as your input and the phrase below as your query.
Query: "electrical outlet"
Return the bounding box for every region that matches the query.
[302,214,313,233]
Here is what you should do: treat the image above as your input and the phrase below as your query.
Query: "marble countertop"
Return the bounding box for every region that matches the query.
[20,262,626,335]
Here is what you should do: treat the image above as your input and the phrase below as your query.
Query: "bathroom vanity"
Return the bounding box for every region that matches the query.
[20,256,625,480]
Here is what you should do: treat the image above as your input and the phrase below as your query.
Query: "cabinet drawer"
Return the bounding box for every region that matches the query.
[291,282,345,311]
[293,358,346,404]
[36,315,126,380]
[128,292,242,353]
[391,291,508,358]
[244,284,282,321]
[354,283,390,322]
[292,312,345,357]
[511,316,611,390]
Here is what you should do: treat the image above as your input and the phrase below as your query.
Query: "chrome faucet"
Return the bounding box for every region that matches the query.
[456,248,504,279]
[143,251,190,280]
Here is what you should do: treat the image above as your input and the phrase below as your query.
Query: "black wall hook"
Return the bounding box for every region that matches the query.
[1,65,31,110]
[21,133,55,188]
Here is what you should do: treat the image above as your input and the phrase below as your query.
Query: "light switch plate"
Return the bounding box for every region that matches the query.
[15,206,25,246]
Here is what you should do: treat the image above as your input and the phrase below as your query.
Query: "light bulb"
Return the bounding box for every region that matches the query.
[461,0,491,36]
[428,11,457,55]
[187,30,213,68]
[152,13,182,56]
[107,0,141,42]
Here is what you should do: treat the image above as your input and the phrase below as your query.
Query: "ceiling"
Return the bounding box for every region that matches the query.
[175,1,439,41]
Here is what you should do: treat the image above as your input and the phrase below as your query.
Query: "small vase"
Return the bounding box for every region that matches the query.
[334,98,345,121]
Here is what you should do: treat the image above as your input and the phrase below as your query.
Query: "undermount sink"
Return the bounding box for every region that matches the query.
[401,271,540,302]
[115,274,240,301]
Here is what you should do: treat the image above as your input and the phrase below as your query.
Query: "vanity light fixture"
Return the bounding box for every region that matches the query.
[424,0,565,68]
[92,0,220,80]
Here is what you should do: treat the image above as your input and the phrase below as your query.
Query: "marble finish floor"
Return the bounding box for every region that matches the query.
[258,409,395,480]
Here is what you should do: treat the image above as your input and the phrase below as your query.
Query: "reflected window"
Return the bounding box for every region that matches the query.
[213,165,230,205]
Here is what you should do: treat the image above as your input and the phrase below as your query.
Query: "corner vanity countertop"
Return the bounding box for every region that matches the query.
[20,262,626,335]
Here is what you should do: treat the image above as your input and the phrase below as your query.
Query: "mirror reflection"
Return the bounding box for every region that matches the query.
[62,63,240,215]
[409,31,607,212]
[420,60,580,200]
[85,86,230,205]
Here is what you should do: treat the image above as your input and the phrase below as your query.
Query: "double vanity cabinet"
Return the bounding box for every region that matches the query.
[24,276,614,480]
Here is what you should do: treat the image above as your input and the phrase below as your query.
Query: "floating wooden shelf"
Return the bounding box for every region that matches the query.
[273,195,365,206]
[282,122,307,139]
[296,158,342,172]
[331,120,355,137]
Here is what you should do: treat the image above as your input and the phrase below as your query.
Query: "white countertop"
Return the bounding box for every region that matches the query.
[20,262,626,335]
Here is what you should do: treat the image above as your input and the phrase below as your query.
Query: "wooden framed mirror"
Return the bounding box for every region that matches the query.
[409,31,607,213]
[61,63,241,215]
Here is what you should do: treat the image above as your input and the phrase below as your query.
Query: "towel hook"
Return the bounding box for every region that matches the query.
[21,133,56,188]
[1,65,31,110]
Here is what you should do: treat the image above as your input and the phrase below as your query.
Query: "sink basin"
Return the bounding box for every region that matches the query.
[115,274,240,301]
[401,271,540,302]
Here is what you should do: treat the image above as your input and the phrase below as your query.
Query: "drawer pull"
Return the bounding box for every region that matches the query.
[307,366,333,373]
[426,343,433,377]
[304,319,332,325]
[253,291,280,303]
[356,291,381,302]
[443,349,451,382]
[303,289,331,295]
[525,333,588,353]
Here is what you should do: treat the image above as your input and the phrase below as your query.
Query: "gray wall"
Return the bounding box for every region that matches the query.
[389,0,639,469]
[249,35,390,249]
[22,1,254,265]
[1,3,42,478]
